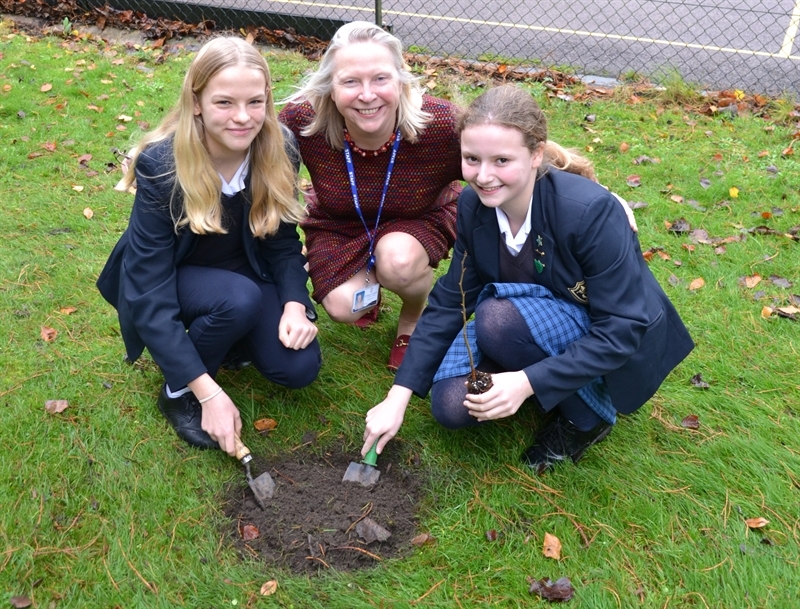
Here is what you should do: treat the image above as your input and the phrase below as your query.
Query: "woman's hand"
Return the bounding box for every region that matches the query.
[463,371,534,422]
[362,385,412,456]
[189,374,242,456]
[278,301,318,349]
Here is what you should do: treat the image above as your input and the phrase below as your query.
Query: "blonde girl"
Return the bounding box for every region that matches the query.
[98,37,320,456]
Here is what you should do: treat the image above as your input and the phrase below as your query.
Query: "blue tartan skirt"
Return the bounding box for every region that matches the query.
[432,283,616,425]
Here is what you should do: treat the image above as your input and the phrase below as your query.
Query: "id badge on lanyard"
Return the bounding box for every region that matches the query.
[344,129,401,314]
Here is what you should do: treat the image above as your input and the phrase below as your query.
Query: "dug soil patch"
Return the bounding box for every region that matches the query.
[222,442,424,573]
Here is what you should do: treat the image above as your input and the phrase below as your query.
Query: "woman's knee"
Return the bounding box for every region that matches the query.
[374,234,431,290]
[258,341,322,389]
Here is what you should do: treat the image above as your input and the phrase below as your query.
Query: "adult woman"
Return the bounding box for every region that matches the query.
[279,21,463,370]
[362,86,694,473]
[97,37,321,456]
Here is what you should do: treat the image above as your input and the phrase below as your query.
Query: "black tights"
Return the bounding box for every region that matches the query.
[430,298,602,431]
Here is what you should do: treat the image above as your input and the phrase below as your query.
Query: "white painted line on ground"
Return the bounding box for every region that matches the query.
[780,0,800,57]
[269,0,800,62]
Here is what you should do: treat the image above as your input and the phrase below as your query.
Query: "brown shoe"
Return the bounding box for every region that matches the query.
[387,334,410,372]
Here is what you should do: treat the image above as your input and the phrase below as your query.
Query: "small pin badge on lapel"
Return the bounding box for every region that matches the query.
[536,235,543,247]
[535,259,545,273]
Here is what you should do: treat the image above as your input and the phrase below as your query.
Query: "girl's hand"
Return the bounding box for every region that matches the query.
[362,386,412,456]
[463,371,534,421]
[278,301,318,350]
[200,390,242,456]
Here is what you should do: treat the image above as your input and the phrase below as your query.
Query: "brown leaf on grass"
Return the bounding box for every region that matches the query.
[253,418,277,432]
[40,326,57,342]
[42,141,57,152]
[681,414,700,429]
[776,306,799,320]
[542,533,562,560]
[241,524,260,541]
[632,155,659,165]
[690,373,710,389]
[83,207,93,219]
[619,142,629,152]
[667,217,691,233]
[10,596,32,609]
[682,243,695,252]
[761,306,774,318]
[77,153,92,165]
[626,174,641,188]
[260,580,278,596]
[485,529,498,542]
[528,576,575,601]
[40,83,53,92]
[745,517,769,529]
[59,306,78,314]
[688,277,705,291]
[45,399,69,414]
[739,274,762,289]
[712,152,723,162]
[411,532,436,546]
[670,194,684,203]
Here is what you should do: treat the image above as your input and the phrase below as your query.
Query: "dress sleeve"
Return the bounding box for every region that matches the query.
[123,149,207,389]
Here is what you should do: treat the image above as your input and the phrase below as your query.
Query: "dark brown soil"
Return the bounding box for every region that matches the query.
[222,441,424,573]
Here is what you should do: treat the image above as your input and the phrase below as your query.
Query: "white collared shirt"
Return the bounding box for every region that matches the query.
[495,195,533,256]
[219,152,250,196]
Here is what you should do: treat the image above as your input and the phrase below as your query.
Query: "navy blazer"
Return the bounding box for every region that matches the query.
[96,134,315,390]
[395,169,694,415]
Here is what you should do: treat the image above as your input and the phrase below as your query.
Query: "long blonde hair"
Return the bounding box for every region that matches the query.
[283,21,430,149]
[120,36,303,237]
[456,85,597,181]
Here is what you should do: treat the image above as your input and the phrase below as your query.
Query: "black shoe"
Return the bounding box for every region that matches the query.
[521,415,612,474]
[156,385,220,450]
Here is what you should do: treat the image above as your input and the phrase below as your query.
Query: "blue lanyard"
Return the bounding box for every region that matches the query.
[343,129,401,278]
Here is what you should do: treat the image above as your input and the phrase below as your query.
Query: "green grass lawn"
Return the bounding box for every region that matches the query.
[1,22,798,608]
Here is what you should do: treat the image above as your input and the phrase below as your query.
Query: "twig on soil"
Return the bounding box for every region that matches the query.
[305,555,331,568]
[345,501,374,534]
[410,579,445,605]
[330,545,382,561]
[272,469,296,485]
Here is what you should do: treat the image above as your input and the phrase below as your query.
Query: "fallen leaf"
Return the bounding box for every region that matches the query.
[740,274,762,289]
[41,326,57,342]
[241,524,260,541]
[3,84,11,92]
[770,276,792,288]
[619,142,629,152]
[528,576,575,602]
[27,152,44,159]
[10,596,32,609]
[59,306,78,314]
[690,373,710,389]
[626,174,641,188]
[712,152,723,162]
[117,114,133,122]
[42,141,57,152]
[681,414,700,429]
[668,217,691,233]
[45,399,69,414]
[260,580,278,596]
[253,418,277,432]
[485,529,498,542]
[40,83,52,92]
[757,150,769,158]
[761,306,774,318]
[699,178,711,189]
[73,185,84,192]
[670,194,684,203]
[542,533,562,560]
[745,517,769,529]
[682,244,695,252]
[689,277,705,291]
[83,207,94,219]
[77,153,92,165]
[411,532,436,546]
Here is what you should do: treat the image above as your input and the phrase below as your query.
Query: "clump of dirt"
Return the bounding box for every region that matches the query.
[222,441,424,573]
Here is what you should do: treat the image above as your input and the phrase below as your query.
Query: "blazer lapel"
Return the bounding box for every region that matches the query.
[471,203,501,283]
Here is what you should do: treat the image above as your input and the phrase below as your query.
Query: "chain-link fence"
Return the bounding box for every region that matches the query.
[79,0,800,96]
